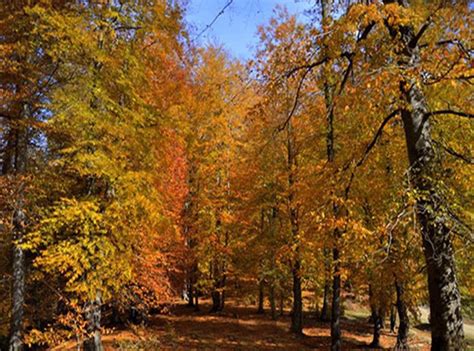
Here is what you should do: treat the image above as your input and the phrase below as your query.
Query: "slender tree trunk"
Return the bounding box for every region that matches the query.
[187,275,194,307]
[257,279,264,314]
[331,246,341,351]
[320,1,341,348]
[194,293,199,311]
[269,284,276,320]
[287,121,303,334]
[368,285,376,324]
[9,108,28,351]
[83,292,103,351]
[220,283,226,311]
[390,304,397,334]
[395,281,410,350]
[320,264,330,321]
[9,209,25,351]
[279,290,284,316]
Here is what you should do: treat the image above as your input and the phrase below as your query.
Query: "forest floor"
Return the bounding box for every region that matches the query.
[52,298,466,350]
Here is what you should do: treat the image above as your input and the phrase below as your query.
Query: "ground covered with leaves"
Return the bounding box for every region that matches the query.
[54,300,433,350]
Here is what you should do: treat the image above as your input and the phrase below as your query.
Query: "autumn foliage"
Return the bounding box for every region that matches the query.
[0,1,472,350]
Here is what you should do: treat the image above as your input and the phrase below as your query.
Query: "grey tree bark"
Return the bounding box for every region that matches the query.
[83,292,104,351]
[9,105,29,351]
[386,3,465,347]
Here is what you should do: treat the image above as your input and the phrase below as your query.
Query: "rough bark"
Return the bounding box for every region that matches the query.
[395,281,410,350]
[9,107,28,351]
[9,207,26,351]
[393,12,464,350]
[83,292,103,351]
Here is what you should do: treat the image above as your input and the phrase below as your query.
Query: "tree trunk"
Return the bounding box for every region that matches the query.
[399,48,464,351]
[9,108,28,351]
[390,304,397,334]
[269,284,276,320]
[9,212,25,351]
[279,290,284,316]
[380,1,465,347]
[194,293,199,311]
[83,292,103,351]
[187,284,194,307]
[395,281,410,350]
[287,121,303,335]
[403,118,464,350]
[220,288,225,311]
[210,290,221,313]
[257,279,264,314]
[370,310,383,349]
[331,246,341,351]
[320,272,330,321]
[291,261,303,334]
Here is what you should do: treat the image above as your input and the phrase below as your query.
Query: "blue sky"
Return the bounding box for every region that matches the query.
[185,0,311,60]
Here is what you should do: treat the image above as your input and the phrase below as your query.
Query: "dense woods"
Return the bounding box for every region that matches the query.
[0,0,472,350]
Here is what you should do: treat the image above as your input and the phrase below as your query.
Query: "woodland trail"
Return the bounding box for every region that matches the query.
[56,300,432,350]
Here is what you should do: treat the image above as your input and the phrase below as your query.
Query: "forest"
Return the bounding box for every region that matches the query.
[0,0,473,350]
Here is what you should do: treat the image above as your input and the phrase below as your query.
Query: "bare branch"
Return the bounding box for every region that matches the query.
[433,140,473,164]
[194,0,234,42]
[345,109,400,198]
[277,67,313,132]
[426,110,474,119]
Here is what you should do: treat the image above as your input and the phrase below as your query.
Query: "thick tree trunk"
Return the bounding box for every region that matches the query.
[395,280,410,350]
[210,290,221,313]
[399,55,463,351]
[257,279,264,314]
[83,292,103,351]
[370,310,383,349]
[380,1,465,347]
[291,261,303,334]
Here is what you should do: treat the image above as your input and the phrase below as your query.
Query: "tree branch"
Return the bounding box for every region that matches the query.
[426,110,474,119]
[433,140,473,164]
[277,67,313,132]
[345,109,400,198]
